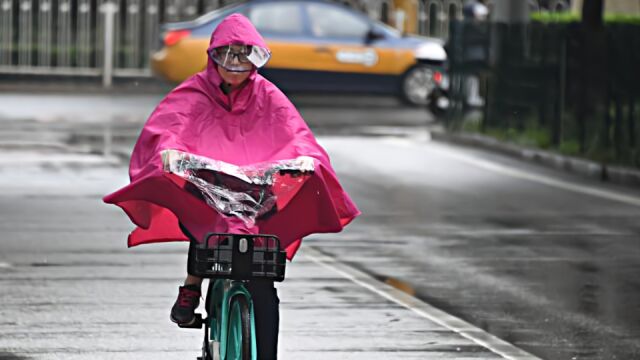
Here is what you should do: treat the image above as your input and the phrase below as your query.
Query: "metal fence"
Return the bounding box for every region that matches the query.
[0,0,400,79]
[0,0,228,77]
[446,20,640,170]
[417,0,463,39]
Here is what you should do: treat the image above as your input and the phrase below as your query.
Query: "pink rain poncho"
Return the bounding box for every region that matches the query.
[103,14,360,260]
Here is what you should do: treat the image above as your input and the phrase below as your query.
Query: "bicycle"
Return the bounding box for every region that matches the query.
[161,150,312,359]
[179,231,287,360]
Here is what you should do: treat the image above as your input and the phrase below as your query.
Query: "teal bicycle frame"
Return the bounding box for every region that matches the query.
[184,233,286,360]
[165,157,302,360]
[206,279,257,360]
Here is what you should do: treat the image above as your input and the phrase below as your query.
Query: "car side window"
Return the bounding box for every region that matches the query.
[191,5,249,37]
[249,3,304,36]
[306,3,369,39]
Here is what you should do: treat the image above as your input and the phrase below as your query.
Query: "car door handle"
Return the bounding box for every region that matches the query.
[314,47,331,53]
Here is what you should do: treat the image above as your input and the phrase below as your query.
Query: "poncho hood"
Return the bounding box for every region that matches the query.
[103,14,360,260]
[205,14,271,87]
[207,13,269,52]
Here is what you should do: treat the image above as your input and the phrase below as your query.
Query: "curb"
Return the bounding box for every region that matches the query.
[430,130,640,188]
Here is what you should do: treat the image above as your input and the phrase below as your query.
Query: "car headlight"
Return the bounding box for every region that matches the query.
[415,42,447,62]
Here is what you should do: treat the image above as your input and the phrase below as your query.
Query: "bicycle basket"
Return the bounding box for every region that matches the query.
[188,233,286,282]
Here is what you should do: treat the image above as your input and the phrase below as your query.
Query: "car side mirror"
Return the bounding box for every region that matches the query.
[364,28,385,45]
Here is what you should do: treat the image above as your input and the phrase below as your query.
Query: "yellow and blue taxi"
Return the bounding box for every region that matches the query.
[151,0,447,105]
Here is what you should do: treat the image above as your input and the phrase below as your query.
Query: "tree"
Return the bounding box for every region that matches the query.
[581,0,604,29]
[575,0,606,157]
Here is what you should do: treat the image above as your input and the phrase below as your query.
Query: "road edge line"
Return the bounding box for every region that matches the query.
[303,245,542,360]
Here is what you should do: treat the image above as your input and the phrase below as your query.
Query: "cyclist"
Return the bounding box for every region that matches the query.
[103,13,360,360]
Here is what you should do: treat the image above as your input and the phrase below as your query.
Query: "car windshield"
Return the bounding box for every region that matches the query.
[304,2,401,40]
[191,2,247,26]
[306,3,369,38]
[374,21,401,38]
[163,1,248,34]
[249,2,304,35]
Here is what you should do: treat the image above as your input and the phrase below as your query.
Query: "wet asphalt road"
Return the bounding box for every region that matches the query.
[1,92,640,359]
[0,92,432,130]
[317,137,640,360]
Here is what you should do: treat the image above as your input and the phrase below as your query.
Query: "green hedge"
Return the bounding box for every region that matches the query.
[531,12,640,24]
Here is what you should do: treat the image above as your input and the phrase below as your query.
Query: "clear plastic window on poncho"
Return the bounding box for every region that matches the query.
[209,44,271,72]
[161,149,314,228]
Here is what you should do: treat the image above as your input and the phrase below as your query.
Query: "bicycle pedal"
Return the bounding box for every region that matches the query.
[178,313,203,329]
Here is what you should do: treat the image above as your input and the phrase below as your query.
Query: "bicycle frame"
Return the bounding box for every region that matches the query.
[183,233,286,360]
[207,279,257,360]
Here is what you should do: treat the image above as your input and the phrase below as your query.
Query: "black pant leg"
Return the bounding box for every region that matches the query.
[245,280,279,360]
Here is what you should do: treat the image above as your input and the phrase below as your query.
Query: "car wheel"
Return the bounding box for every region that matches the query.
[401,65,435,106]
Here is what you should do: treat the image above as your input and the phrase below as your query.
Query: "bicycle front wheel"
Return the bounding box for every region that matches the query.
[226,295,252,360]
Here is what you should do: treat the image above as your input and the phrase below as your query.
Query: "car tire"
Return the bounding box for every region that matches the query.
[401,65,436,106]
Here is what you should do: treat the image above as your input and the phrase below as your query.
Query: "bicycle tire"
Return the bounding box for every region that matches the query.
[226,295,252,360]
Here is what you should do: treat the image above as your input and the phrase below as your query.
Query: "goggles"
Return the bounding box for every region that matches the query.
[209,44,271,72]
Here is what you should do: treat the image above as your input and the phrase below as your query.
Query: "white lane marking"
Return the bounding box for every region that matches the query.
[437,229,630,236]
[303,246,542,360]
[0,262,12,268]
[389,138,640,208]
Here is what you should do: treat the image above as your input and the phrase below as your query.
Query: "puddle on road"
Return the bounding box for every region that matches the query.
[383,276,417,296]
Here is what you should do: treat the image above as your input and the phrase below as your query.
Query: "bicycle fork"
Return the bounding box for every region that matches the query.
[205,279,258,360]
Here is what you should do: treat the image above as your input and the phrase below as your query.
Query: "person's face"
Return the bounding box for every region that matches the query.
[215,44,253,86]
[218,65,251,86]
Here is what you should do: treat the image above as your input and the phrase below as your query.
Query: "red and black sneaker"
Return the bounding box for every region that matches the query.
[170,284,201,325]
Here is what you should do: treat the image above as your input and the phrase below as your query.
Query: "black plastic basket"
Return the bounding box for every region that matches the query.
[188,233,287,282]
